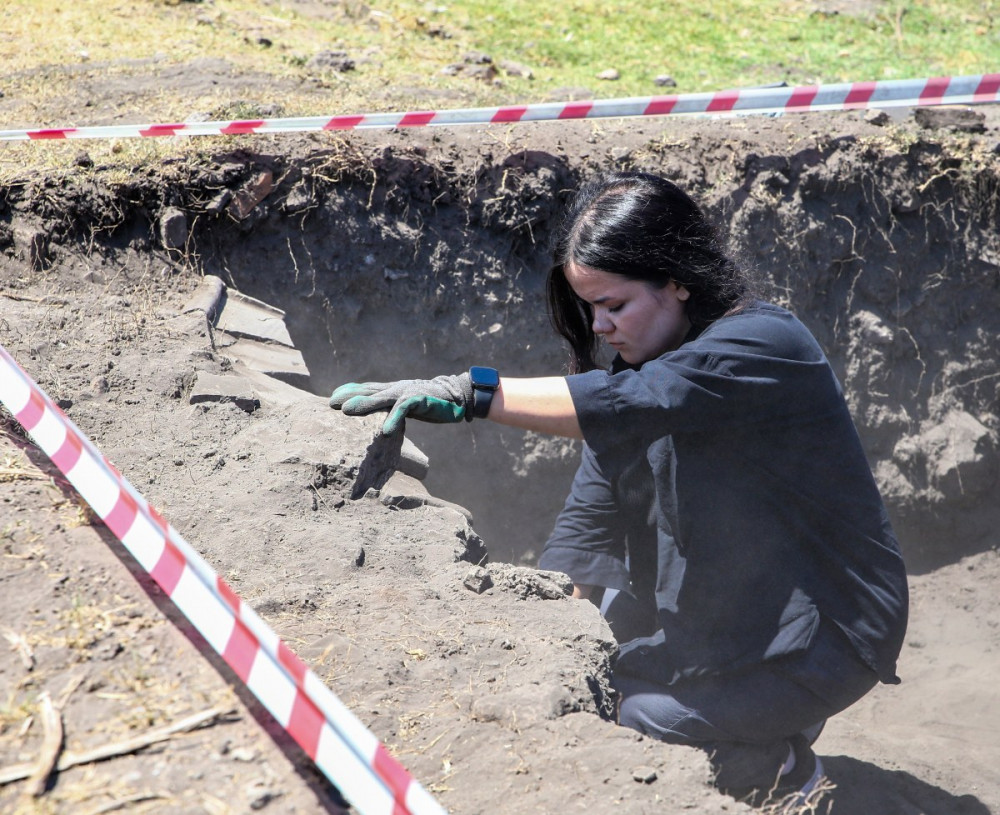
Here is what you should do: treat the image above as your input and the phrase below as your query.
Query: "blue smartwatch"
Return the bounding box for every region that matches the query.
[468,366,500,420]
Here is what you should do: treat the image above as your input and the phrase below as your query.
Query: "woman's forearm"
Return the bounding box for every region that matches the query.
[488,376,583,439]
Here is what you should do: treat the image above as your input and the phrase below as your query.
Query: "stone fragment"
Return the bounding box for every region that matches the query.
[632,766,658,783]
[13,223,49,271]
[188,371,260,413]
[653,75,677,87]
[181,274,226,318]
[213,290,294,347]
[206,189,232,214]
[596,69,620,81]
[282,184,313,213]
[379,471,433,510]
[921,410,996,500]
[398,437,430,480]
[864,109,890,126]
[307,50,355,72]
[463,566,493,594]
[228,170,274,221]
[379,471,473,521]
[223,338,310,387]
[499,59,533,79]
[159,207,188,250]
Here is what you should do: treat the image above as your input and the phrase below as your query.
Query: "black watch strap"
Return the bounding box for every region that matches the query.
[469,366,500,420]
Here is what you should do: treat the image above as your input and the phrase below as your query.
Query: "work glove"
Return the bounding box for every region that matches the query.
[329,374,474,436]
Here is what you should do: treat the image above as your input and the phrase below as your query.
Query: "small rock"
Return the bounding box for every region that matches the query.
[499,59,533,79]
[463,566,493,594]
[596,69,620,81]
[13,224,49,271]
[307,50,355,73]
[159,207,188,251]
[864,109,890,126]
[206,189,232,215]
[632,766,658,783]
[188,372,261,413]
[228,170,274,221]
[231,747,258,762]
[354,547,365,567]
[73,151,94,168]
[463,51,493,64]
[90,376,110,394]
[653,75,677,88]
[282,184,313,214]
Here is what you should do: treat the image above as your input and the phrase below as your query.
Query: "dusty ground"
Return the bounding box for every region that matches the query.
[2,54,1000,815]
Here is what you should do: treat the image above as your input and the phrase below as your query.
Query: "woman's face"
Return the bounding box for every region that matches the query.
[565,262,692,365]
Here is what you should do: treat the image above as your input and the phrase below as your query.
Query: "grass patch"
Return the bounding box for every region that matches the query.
[1,0,995,113]
[0,0,995,174]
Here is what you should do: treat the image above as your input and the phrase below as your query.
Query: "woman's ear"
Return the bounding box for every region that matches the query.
[673,282,692,301]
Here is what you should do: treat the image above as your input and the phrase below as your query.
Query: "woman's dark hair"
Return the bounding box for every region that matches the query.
[547,172,753,373]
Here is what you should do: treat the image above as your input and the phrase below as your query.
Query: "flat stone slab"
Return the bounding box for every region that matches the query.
[213,290,293,347]
[224,338,310,386]
[189,371,260,413]
[379,471,473,522]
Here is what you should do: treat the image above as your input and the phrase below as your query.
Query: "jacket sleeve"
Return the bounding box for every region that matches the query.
[538,443,632,593]
[566,306,844,456]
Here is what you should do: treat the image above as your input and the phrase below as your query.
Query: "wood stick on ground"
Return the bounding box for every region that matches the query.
[0,704,237,787]
[2,628,35,671]
[84,792,166,815]
[25,691,64,797]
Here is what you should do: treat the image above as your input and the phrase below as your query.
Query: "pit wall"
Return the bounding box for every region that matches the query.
[3,118,999,572]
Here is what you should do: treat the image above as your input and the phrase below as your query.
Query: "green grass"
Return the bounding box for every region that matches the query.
[1,0,995,112]
[0,0,995,175]
[450,0,998,90]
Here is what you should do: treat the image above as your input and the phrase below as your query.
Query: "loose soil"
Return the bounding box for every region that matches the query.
[2,58,1000,815]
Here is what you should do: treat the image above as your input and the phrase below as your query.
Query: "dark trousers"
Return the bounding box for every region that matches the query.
[600,589,879,792]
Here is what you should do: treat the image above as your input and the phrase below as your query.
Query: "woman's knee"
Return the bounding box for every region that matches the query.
[615,679,727,744]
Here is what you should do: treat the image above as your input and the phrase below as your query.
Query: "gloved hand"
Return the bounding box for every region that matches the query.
[329,374,474,435]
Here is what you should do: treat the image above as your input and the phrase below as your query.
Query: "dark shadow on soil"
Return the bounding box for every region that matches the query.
[821,755,990,815]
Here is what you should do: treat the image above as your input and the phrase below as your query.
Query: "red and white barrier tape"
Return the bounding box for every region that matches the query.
[2,73,997,142]
[0,344,445,815]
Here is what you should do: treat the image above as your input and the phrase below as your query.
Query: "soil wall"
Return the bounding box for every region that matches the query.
[3,114,999,573]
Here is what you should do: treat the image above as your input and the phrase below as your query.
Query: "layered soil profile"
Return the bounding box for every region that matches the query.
[8,114,996,571]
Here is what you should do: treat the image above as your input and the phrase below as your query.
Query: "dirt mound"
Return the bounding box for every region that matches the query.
[2,109,1000,814]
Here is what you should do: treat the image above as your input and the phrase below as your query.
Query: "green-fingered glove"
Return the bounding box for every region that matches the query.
[329,374,474,436]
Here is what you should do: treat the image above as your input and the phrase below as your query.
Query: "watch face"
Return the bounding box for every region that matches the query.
[470,366,500,390]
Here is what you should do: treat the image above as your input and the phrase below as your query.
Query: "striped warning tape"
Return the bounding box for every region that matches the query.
[0,344,445,815]
[1,73,997,142]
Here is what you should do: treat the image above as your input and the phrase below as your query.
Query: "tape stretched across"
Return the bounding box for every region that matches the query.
[0,345,445,815]
[0,73,997,142]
